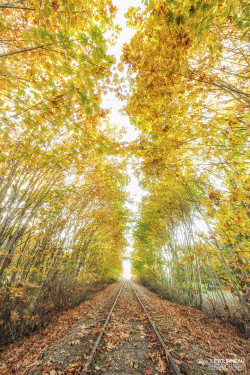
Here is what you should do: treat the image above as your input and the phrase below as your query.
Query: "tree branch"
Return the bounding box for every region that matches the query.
[0,45,45,58]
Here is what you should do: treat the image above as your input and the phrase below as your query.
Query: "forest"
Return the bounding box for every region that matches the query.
[0,0,249,346]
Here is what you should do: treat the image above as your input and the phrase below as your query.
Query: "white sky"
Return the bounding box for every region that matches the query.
[102,1,210,279]
[102,0,147,206]
[102,0,146,278]
[102,0,143,142]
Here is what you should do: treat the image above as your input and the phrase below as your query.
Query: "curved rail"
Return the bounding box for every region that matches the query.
[80,281,125,375]
[130,281,182,375]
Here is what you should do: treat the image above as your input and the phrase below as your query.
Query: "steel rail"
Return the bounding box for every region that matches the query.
[130,281,182,375]
[80,281,125,375]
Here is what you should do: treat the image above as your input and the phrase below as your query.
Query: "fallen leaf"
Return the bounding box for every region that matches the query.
[106,342,116,351]
[157,357,166,374]
[70,339,80,346]
[175,359,182,366]
[142,370,153,375]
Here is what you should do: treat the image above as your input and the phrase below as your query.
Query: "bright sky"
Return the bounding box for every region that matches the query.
[102,0,212,279]
[102,0,145,279]
[102,0,143,143]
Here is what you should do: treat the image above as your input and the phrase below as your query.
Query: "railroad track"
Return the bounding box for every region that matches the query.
[81,280,181,375]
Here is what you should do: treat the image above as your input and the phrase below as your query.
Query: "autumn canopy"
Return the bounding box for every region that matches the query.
[0,0,249,341]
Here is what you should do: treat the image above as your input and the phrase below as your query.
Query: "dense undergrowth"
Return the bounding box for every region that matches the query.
[139,278,249,339]
[0,277,113,349]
